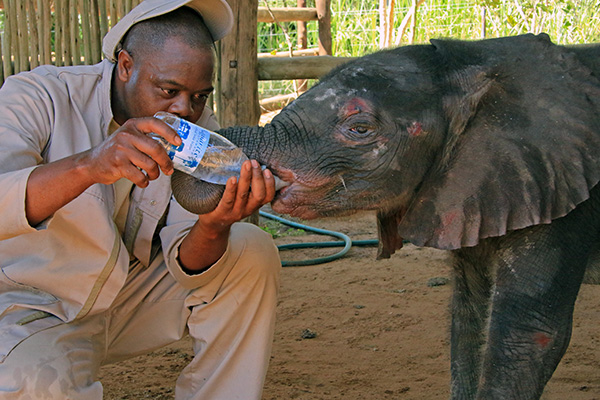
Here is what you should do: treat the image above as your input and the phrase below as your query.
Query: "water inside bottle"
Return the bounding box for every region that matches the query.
[191,145,249,185]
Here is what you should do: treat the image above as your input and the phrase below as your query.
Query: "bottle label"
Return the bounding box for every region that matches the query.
[167,120,211,174]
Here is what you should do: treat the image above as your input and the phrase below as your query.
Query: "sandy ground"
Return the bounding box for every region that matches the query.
[99,210,600,400]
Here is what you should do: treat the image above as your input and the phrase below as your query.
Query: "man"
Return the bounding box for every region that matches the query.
[0,1,281,399]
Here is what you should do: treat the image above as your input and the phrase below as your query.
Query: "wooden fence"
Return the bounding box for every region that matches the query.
[0,0,143,83]
[0,0,350,126]
[216,0,352,128]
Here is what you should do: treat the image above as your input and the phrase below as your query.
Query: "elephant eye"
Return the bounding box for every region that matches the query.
[349,124,374,136]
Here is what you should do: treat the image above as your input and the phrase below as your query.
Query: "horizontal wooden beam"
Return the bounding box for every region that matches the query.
[258,56,355,80]
[257,7,318,23]
[258,48,319,58]
[260,93,297,112]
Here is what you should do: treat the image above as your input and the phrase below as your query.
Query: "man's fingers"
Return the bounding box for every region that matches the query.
[129,117,182,147]
[219,176,239,209]
[121,164,150,188]
[262,168,276,203]
[131,136,174,175]
[236,160,253,200]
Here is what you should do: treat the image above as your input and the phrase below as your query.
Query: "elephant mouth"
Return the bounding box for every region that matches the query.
[272,185,323,219]
[271,174,354,220]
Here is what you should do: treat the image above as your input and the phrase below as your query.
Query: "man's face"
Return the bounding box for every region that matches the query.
[116,37,215,123]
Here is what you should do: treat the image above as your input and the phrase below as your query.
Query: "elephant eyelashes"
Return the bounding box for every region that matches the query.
[350,125,371,135]
[341,114,378,140]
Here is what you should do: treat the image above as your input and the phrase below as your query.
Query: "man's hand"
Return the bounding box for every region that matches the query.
[177,159,276,272]
[81,117,181,187]
[25,117,181,226]
[198,159,276,231]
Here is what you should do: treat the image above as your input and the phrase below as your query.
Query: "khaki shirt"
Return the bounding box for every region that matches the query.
[0,60,220,361]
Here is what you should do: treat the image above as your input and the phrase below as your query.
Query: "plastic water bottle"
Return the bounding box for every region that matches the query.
[152,111,248,185]
[152,112,288,189]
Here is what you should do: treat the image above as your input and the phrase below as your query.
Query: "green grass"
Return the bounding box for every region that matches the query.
[257,0,600,99]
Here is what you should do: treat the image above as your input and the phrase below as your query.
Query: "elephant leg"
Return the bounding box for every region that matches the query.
[474,200,599,400]
[449,252,494,400]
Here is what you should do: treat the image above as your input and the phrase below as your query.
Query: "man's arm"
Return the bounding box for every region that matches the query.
[24,118,182,226]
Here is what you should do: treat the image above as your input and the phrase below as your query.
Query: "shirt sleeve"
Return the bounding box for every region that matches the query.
[0,73,56,240]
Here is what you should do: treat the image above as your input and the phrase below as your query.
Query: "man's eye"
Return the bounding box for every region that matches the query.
[194,94,209,103]
[162,88,177,96]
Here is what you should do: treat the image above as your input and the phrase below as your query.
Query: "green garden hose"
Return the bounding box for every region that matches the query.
[259,210,378,267]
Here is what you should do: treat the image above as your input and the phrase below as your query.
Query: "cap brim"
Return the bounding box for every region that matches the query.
[102,0,233,62]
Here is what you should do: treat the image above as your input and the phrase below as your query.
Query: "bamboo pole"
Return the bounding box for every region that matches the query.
[0,32,4,84]
[118,0,126,23]
[60,0,71,65]
[81,0,93,64]
[110,0,118,29]
[0,30,8,81]
[7,0,21,73]
[90,0,102,63]
[27,0,39,69]
[379,0,387,48]
[54,0,63,66]
[410,0,417,44]
[99,0,109,42]
[70,0,80,65]
[16,0,29,72]
[393,0,424,46]
[481,6,487,38]
[387,0,395,47]
[3,0,14,75]
[38,0,51,65]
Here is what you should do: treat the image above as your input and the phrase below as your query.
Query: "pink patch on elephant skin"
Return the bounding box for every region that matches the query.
[340,97,371,118]
[533,332,552,349]
[408,121,423,137]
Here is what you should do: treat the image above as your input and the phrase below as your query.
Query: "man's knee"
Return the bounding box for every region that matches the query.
[230,222,281,278]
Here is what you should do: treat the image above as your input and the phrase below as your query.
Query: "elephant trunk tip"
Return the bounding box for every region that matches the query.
[260,165,290,190]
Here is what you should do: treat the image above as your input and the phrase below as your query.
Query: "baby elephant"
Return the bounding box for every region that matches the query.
[175,33,600,399]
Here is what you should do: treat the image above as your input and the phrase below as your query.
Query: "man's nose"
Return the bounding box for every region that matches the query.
[167,96,194,120]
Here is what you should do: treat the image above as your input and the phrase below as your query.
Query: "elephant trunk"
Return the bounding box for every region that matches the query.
[171,122,289,215]
[217,123,278,166]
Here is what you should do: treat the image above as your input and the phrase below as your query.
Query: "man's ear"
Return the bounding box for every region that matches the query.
[115,49,134,82]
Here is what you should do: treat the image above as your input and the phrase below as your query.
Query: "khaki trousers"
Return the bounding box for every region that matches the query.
[0,223,281,400]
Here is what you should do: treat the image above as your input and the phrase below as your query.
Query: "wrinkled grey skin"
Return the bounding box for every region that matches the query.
[173,34,600,399]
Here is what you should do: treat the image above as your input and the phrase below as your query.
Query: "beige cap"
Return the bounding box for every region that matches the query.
[102,0,234,62]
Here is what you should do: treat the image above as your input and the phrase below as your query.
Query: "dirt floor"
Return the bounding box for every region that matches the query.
[98,210,600,400]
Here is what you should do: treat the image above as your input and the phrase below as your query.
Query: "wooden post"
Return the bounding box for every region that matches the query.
[295,0,308,94]
[316,0,331,55]
[216,0,259,128]
[216,0,259,224]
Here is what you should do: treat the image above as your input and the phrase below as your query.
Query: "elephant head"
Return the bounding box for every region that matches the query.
[174,33,600,258]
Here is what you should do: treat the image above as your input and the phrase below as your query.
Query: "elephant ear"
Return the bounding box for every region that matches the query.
[397,34,600,250]
[376,208,406,259]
